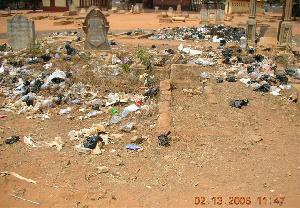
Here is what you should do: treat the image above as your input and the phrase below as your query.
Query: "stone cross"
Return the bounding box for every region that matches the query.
[83,8,110,50]
[249,0,257,19]
[155,6,159,13]
[7,14,35,51]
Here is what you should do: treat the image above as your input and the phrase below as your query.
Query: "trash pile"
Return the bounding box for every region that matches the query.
[0,32,163,154]
[149,25,245,43]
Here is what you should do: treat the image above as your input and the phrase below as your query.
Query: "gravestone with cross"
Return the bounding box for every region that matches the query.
[83,8,110,50]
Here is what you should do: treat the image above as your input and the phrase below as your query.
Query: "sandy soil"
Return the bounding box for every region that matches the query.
[0,9,299,208]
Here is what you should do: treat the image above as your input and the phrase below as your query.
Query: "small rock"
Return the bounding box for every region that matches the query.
[97,166,109,173]
[250,135,263,143]
[130,136,144,144]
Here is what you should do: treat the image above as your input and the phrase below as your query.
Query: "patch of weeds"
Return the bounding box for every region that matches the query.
[120,63,130,73]
[29,41,41,58]
[137,49,154,71]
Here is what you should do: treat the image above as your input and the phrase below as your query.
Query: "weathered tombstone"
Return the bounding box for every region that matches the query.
[130,5,134,13]
[5,7,11,15]
[111,7,119,13]
[246,0,257,43]
[133,4,140,14]
[7,14,35,51]
[200,10,210,23]
[215,9,224,22]
[278,22,292,47]
[176,4,182,14]
[155,6,159,13]
[69,3,77,12]
[246,19,257,43]
[277,0,293,49]
[83,8,110,50]
[168,7,174,13]
[87,6,99,15]
[79,8,86,14]
[240,37,247,50]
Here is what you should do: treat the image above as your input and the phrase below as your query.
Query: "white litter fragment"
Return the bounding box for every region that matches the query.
[45,70,66,85]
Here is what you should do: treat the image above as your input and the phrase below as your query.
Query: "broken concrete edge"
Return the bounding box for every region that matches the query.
[157,79,172,135]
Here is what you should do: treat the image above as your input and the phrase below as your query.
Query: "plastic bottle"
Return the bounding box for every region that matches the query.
[122,108,129,117]
[136,98,143,106]
[111,116,122,124]
[111,108,119,114]
[87,111,97,118]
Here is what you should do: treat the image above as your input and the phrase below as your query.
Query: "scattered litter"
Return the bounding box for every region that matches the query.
[1,171,37,184]
[120,122,135,132]
[5,136,20,144]
[144,87,160,97]
[0,115,7,118]
[111,116,122,124]
[125,144,140,150]
[75,144,91,154]
[284,68,295,76]
[24,136,37,147]
[158,131,171,146]
[270,86,281,96]
[229,99,249,109]
[84,135,102,149]
[59,107,71,115]
[225,76,236,82]
[275,73,288,84]
[111,108,119,114]
[48,137,64,151]
[254,84,270,92]
[216,77,223,83]
[11,194,40,205]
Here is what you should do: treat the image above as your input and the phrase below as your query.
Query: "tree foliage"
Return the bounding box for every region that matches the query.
[21,0,42,11]
[0,0,18,10]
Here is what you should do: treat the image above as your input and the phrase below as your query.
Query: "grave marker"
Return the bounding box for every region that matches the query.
[83,8,110,50]
[7,14,35,51]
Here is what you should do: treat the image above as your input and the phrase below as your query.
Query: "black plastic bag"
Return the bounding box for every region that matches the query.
[229,99,249,109]
[84,135,102,149]
[158,131,171,146]
[254,84,270,92]
[225,76,236,82]
[5,136,20,144]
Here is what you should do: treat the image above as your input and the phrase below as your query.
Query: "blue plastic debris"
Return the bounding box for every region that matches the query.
[125,144,140,150]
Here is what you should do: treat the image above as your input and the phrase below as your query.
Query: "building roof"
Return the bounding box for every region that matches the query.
[228,0,265,2]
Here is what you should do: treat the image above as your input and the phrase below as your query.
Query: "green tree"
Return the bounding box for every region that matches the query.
[21,0,42,11]
[0,0,18,10]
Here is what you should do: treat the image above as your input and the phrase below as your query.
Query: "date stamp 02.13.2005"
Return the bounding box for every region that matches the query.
[195,196,285,206]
